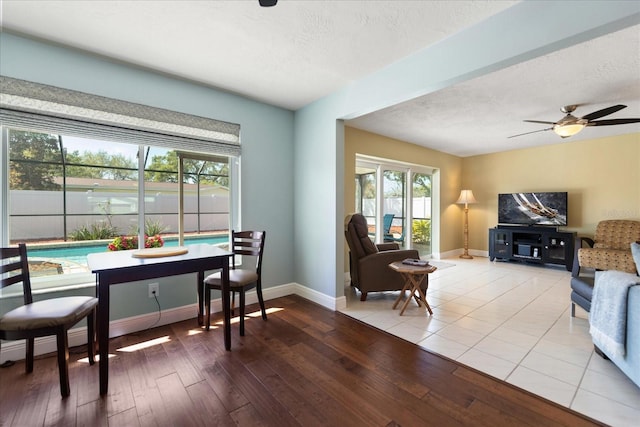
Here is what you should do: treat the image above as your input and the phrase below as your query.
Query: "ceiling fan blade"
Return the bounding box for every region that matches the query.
[523,120,556,125]
[587,118,640,126]
[581,104,626,121]
[508,128,553,138]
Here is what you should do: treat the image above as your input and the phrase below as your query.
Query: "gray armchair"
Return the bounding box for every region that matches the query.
[345,213,425,301]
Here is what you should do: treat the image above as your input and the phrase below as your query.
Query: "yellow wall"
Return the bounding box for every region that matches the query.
[344,126,463,255]
[463,133,640,250]
[345,127,640,263]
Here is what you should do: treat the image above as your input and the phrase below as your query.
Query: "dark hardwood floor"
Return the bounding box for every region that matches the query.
[0,295,604,426]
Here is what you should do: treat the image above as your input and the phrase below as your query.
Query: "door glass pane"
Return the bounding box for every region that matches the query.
[356,166,376,237]
[383,170,406,245]
[412,172,432,256]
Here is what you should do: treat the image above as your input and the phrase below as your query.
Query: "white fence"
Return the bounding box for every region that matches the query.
[10,189,229,241]
[362,197,432,219]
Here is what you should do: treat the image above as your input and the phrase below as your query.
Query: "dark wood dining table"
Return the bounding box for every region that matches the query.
[87,243,232,395]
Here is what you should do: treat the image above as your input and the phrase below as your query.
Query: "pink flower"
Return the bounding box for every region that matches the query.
[107,234,164,251]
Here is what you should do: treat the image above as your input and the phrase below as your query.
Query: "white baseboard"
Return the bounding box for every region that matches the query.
[0,282,343,363]
[439,248,489,259]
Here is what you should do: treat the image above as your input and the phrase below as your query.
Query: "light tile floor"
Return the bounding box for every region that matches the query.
[339,257,640,427]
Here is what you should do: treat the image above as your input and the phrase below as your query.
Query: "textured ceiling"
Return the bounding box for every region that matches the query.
[349,24,640,157]
[1,1,639,157]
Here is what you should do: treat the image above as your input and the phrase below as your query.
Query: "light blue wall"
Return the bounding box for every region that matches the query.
[0,33,295,320]
[292,1,640,299]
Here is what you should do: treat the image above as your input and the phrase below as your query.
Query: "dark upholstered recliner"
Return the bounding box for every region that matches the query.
[570,219,640,316]
[345,213,425,301]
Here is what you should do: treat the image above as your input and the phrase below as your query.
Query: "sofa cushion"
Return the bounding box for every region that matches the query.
[571,275,595,300]
[593,220,640,250]
[578,247,637,274]
[631,242,640,275]
[376,242,400,251]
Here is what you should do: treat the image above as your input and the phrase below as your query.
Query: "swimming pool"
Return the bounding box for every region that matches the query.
[27,235,228,274]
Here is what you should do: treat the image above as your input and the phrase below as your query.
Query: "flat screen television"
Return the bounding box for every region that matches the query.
[498,192,568,226]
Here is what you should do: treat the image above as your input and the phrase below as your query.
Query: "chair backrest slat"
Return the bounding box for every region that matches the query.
[1,259,23,276]
[0,243,33,304]
[230,230,265,272]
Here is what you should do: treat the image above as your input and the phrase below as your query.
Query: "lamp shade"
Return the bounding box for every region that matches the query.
[456,190,477,205]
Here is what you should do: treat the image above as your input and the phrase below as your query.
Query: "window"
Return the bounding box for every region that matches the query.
[2,128,235,289]
[383,169,407,245]
[355,164,377,234]
[355,156,435,257]
[1,77,240,290]
[411,172,432,256]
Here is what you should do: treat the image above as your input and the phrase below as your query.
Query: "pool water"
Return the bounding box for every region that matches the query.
[27,235,228,272]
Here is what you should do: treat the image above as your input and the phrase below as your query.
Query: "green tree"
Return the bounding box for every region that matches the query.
[65,149,137,180]
[412,173,431,197]
[199,161,229,187]
[145,150,229,186]
[384,170,405,197]
[9,130,62,190]
[360,173,376,199]
[145,150,180,183]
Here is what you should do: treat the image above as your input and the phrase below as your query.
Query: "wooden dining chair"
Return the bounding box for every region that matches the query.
[204,230,266,335]
[0,243,98,397]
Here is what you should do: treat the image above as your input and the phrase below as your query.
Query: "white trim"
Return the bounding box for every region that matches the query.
[0,282,343,363]
[355,155,436,253]
[292,284,348,311]
[0,127,6,245]
[439,248,489,259]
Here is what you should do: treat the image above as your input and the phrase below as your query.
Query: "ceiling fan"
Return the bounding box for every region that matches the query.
[509,104,640,139]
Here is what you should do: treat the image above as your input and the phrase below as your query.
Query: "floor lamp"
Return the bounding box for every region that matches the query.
[456,190,477,259]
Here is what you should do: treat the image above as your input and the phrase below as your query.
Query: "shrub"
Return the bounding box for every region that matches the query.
[129,219,168,237]
[412,219,431,244]
[69,222,119,241]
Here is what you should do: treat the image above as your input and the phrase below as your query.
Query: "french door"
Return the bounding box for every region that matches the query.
[355,157,433,257]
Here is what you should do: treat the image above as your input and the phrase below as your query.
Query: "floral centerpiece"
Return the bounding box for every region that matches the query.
[107,234,164,251]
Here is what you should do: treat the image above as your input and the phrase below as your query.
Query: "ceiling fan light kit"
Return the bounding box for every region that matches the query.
[510,104,640,139]
[553,123,586,138]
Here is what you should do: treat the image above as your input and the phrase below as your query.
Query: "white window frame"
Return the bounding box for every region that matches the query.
[356,154,439,256]
[1,76,241,292]
[1,127,240,292]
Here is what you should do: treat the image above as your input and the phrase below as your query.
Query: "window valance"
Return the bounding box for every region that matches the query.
[0,76,241,157]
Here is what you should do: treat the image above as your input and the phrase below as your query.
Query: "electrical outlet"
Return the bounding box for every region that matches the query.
[148,283,159,298]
